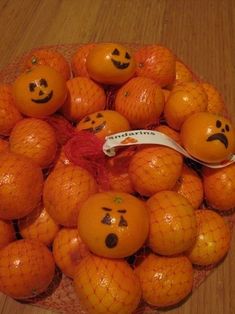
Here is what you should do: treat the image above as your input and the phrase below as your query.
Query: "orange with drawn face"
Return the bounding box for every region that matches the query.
[86,43,136,85]
[77,191,149,258]
[76,110,131,140]
[180,112,235,163]
[13,65,67,118]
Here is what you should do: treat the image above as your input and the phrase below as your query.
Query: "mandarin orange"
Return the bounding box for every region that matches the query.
[73,254,141,314]
[202,164,235,211]
[13,65,68,118]
[146,190,197,255]
[134,45,176,87]
[164,81,208,130]
[135,253,193,307]
[0,239,55,299]
[115,77,165,128]
[186,209,231,266]
[86,43,136,85]
[18,205,60,246]
[76,110,131,140]
[78,191,149,258]
[43,165,98,227]
[61,77,106,122]
[173,164,204,209]
[71,43,96,77]
[52,228,90,278]
[128,146,183,196]
[23,48,71,80]
[0,152,43,220]
[202,82,228,116]
[0,84,22,136]
[154,124,181,144]
[9,118,58,168]
[180,112,235,163]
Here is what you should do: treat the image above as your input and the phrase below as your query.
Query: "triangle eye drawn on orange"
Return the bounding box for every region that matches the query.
[121,137,138,144]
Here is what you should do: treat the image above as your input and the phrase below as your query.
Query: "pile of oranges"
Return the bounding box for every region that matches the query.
[0,42,234,314]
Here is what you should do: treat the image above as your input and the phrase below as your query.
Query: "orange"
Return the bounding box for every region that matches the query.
[134,45,176,87]
[115,77,165,128]
[106,148,135,194]
[135,253,193,307]
[78,191,149,258]
[76,110,131,140]
[154,124,181,144]
[0,219,16,249]
[202,163,235,211]
[173,164,204,209]
[0,239,55,299]
[13,65,68,118]
[53,146,72,170]
[43,165,98,227]
[52,228,90,278]
[61,77,106,122]
[0,138,9,153]
[0,84,22,136]
[164,81,208,130]
[186,209,231,266]
[128,146,183,196]
[169,60,194,88]
[18,205,60,246]
[23,48,71,80]
[0,152,43,220]
[86,43,136,85]
[73,254,141,314]
[71,43,96,77]
[146,191,197,255]
[9,118,58,168]
[180,112,235,163]
[202,82,228,116]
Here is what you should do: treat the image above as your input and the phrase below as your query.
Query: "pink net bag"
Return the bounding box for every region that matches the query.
[0,43,234,314]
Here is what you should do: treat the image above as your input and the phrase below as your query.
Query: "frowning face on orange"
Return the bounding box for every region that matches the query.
[180,112,235,163]
[77,191,149,258]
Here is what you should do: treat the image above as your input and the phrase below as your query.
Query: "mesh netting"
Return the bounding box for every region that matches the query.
[0,43,234,314]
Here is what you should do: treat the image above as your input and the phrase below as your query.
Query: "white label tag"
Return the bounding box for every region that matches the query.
[103,130,235,169]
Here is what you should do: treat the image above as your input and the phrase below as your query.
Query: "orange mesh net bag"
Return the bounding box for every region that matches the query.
[0,43,235,314]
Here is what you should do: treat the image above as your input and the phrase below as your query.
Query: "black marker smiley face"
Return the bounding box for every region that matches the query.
[79,112,106,134]
[29,78,53,103]
[101,207,128,249]
[111,48,131,70]
[206,119,230,148]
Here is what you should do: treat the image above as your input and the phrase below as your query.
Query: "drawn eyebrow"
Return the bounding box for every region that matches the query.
[117,209,126,213]
[102,207,112,211]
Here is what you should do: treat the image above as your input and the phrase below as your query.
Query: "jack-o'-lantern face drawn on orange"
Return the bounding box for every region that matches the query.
[180,112,235,163]
[13,65,67,118]
[110,48,131,70]
[86,43,136,85]
[77,191,149,258]
[80,112,106,134]
[100,206,128,249]
[76,110,131,140]
[29,78,53,103]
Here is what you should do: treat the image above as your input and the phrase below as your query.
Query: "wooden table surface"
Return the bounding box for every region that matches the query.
[0,0,235,313]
